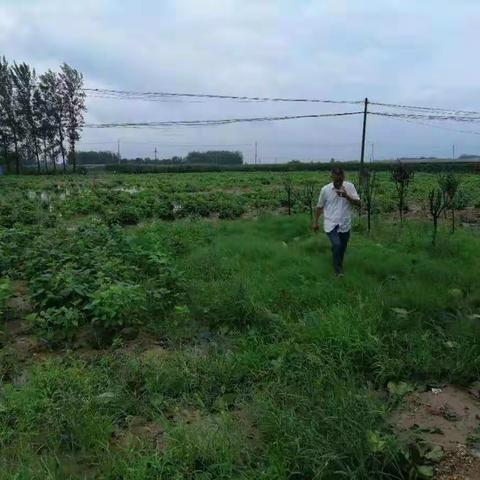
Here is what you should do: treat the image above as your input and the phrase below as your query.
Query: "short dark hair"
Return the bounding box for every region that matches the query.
[331,165,344,175]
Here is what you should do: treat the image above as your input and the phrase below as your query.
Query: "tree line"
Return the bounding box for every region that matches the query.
[0,58,86,174]
[122,150,243,165]
[76,149,244,166]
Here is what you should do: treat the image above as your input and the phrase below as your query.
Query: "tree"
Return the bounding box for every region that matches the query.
[282,176,295,216]
[37,70,60,172]
[301,181,316,220]
[438,172,460,233]
[391,162,414,224]
[59,63,86,173]
[76,151,118,165]
[11,62,41,173]
[363,170,376,232]
[39,70,67,172]
[0,87,12,173]
[185,150,243,165]
[0,57,23,174]
[428,187,448,245]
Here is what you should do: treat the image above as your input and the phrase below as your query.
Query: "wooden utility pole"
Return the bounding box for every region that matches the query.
[154,146,158,161]
[117,139,121,163]
[360,97,368,181]
[254,141,258,164]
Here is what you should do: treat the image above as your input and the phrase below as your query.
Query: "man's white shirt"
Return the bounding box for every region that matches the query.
[317,181,360,233]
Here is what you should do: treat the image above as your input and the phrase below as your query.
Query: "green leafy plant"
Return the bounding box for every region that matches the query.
[27,306,84,345]
[86,282,148,331]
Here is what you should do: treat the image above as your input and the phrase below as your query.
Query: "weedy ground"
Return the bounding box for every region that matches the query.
[0,173,479,479]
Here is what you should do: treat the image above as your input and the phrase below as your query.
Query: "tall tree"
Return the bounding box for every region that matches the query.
[11,62,41,173]
[39,70,67,172]
[38,70,63,172]
[32,86,48,172]
[0,88,12,173]
[0,57,23,173]
[59,63,86,172]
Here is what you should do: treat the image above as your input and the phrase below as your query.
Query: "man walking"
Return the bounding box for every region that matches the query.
[313,166,361,276]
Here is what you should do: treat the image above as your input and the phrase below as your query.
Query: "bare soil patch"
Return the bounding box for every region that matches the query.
[391,384,480,479]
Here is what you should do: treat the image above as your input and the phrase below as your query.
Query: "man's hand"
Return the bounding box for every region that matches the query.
[337,187,361,206]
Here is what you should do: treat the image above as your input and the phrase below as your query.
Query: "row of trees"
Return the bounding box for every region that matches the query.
[281,163,464,246]
[185,150,243,165]
[74,150,244,166]
[365,163,462,245]
[0,58,86,174]
[77,151,119,165]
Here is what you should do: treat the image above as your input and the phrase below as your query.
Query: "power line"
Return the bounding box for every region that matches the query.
[4,77,480,114]
[84,88,480,118]
[370,111,480,123]
[372,114,480,136]
[404,119,480,136]
[370,101,480,116]
[84,111,363,129]
[83,87,363,105]
[121,141,253,146]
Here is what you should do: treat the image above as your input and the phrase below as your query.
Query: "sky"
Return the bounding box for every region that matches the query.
[1,0,480,162]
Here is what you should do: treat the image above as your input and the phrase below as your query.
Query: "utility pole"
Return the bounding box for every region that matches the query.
[359,98,368,182]
[370,142,374,163]
[154,146,158,161]
[452,144,455,161]
[117,139,121,163]
[254,141,257,164]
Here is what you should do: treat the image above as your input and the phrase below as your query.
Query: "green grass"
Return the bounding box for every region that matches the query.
[1,209,479,478]
[1,170,480,478]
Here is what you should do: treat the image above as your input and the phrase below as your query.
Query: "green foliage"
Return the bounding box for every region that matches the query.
[0,173,480,479]
[0,277,11,317]
[2,218,183,343]
[391,162,415,222]
[86,282,148,329]
[105,160,480,174]
[185,150,243,165]
[26,306,84,344]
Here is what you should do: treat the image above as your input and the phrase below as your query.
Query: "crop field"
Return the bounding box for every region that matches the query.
[1,171,480,479]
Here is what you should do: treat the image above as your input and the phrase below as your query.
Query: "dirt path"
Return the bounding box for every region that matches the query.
[391,384,480,479]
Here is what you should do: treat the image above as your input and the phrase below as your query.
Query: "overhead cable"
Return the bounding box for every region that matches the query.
[83,88,363,105]
[84,111,363,129]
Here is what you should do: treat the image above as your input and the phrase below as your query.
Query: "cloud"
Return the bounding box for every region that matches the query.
[1,0,480,161]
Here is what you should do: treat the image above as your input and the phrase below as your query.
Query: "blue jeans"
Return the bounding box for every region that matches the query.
[326,225,350,274]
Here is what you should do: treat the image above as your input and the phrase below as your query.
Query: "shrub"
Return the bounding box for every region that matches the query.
[27,306,84,345]
[452,189,470,209]
[103,206,141,225]
[86,282,148,331]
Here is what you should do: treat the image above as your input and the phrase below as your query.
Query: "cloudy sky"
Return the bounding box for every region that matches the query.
[2,0,480,162]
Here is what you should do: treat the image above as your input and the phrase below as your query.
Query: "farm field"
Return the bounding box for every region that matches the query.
[1,171,480,226]
[1,171,480,479]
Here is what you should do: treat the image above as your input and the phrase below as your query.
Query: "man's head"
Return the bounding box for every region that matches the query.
[331,166,345,188]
